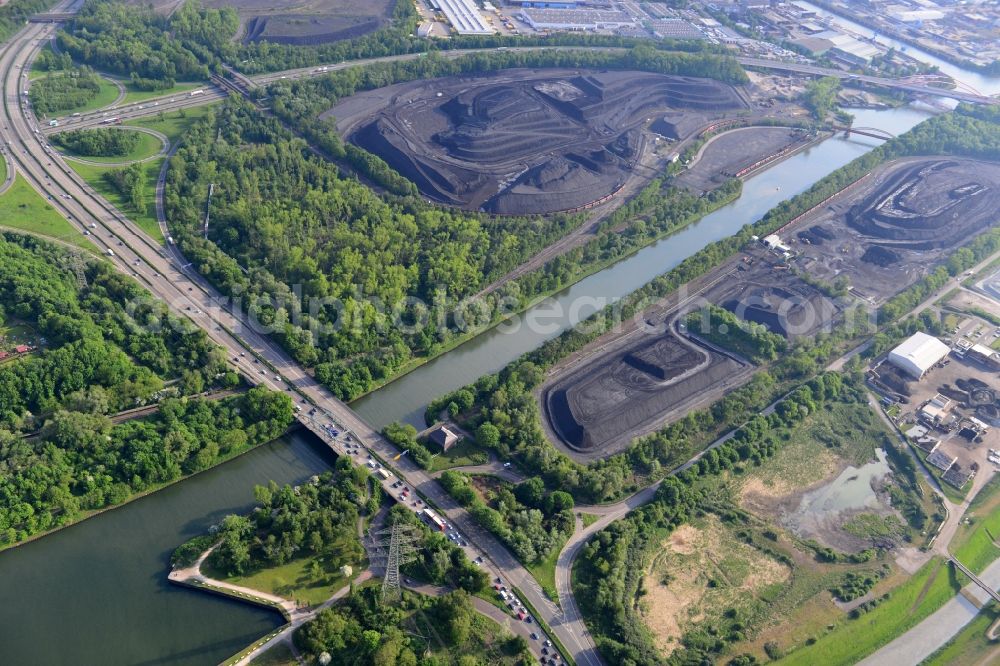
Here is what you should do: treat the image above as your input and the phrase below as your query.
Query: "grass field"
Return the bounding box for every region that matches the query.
[580,512,600,528]
[951,476,1000,574]
[922,604,1000,666]
[0,175,94,250]
[778,557,962,665]
[527,531,568,602]
[206,545,360,608]
[33,73,121,118]
[66,106,215,242]
[58,130,164,164]
[429,438,490,471]
[69,160,163,241]
[247,642,296,666]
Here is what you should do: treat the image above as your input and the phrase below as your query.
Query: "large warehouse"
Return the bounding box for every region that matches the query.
[888,332,951,379]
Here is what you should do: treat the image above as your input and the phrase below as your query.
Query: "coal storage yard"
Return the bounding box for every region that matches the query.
[326,69,746,215]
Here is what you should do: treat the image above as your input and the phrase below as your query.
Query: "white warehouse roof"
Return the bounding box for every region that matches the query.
[888,332,950,378]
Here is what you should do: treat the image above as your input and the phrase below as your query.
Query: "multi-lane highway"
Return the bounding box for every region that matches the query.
[38,43,997,138]
[10,11,997,666]
[5,10,601,666]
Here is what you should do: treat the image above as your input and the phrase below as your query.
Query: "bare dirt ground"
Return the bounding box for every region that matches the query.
[207,0,394,44]
[675,126,815,193]
[641,515,790,654]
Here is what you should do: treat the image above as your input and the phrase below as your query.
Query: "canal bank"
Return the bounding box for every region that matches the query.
[0,432,335,666]
[0,105,933,666]
[352,106,935,429]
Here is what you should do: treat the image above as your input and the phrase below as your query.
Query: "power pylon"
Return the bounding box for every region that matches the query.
[369,518,421,605]
[66,251,88,289]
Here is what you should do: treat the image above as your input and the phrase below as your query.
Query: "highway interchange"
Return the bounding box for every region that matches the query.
[6,7,999,666]
[6,7,601,666]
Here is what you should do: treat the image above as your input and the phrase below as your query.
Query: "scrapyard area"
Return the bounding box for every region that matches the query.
[324,68,749,215]
[541,157,1000,461]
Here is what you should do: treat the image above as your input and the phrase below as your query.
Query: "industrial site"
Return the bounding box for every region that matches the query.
[542,157,1000,460]
[326,69,749,214]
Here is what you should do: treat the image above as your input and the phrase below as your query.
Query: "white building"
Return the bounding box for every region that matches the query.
[888,332,950,379]
[438,0,494,34]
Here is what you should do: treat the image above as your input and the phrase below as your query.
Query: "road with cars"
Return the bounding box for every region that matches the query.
[5,9,598,666]
[11,10,998,666]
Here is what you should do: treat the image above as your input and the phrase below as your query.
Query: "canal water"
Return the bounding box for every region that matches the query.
[0,433,335,666]
[352,105,933,428]
[0,69,970,666]
[795,1,1000,96]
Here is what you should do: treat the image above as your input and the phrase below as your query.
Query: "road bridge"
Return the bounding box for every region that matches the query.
[2,15,601,666]
[831,125,895,140]
[736,56,997,105]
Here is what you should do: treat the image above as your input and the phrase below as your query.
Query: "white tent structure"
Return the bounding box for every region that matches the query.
[888,332,950,378]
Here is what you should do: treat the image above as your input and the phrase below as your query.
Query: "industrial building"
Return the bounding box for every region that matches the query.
[967,343,1000,369]
[649,18,705,40]
[887,331,951,379]
[437,0,494,34]
[791,29,880,66]
[517,8,635,30]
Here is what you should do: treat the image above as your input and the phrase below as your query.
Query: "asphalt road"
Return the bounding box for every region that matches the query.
[5,13,602,666]
[8,18,997,666]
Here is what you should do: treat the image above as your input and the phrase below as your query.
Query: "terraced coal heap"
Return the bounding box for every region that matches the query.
[847,159,1000,251]
[544,331,744,456]
[342,69,745,215]
[720,280,837,338]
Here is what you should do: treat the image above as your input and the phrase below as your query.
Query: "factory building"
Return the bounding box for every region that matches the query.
[887,331,951,379]
[518,8,635,30]
[438,0,494,34]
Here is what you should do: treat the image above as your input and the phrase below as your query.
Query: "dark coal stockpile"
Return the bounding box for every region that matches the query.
[335,69,745,215]
[847,159,1000,251]
[543,331,744,457]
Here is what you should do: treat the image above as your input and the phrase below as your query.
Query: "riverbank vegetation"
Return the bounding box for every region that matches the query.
[0,234,295,546]
[195,458,370,606]
[420,104,1000,506]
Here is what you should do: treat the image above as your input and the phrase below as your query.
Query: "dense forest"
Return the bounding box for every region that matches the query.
[0,387,293,546]
[0,0,56,44]
[421,104,1000,504]
[206,458,368,576]
[439,472,574,565]
[29,67,102,116]
[57,0,236,88]
[0,233,294,545]
[104,162,147,214]
[163,99,583,400]
[53,127,140,157]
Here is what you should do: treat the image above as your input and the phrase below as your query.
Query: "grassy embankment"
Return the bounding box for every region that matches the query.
[0,174,94,250]
[67,106,215,241]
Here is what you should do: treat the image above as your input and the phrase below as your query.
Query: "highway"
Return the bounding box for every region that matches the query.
[4,11,601,666]
[40,43,996,136]
[8,15,996,666]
